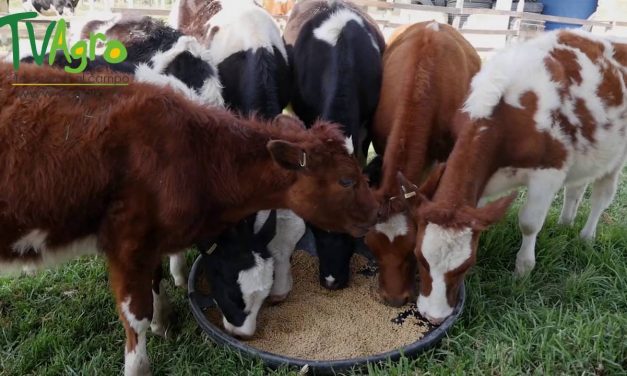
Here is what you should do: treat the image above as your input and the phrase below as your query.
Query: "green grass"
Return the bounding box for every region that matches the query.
[1,170,626,376]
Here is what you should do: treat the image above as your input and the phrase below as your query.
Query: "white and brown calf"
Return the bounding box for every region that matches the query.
[400,30,626,324]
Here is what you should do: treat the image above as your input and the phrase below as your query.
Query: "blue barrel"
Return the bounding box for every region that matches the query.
[542,0,599,30]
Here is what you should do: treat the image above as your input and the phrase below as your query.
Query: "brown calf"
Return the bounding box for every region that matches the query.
[402,30,627,324]
[364,21,480,306]
[0,63,377,375]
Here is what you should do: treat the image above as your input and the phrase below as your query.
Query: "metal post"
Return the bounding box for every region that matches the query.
[452,0,464,29]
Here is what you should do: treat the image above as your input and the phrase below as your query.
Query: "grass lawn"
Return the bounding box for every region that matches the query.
[0,169,625,376]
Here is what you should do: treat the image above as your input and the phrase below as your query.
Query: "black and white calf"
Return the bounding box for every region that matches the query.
[203,209,305,338]
[172,0,290,118]
[284,0,385,289]
[22,0,79,16]
[20,15,223,107]
[72,15,224,107]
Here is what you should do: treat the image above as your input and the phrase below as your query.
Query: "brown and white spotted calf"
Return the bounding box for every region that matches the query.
[0,63,378,375]
[400,30,627,324]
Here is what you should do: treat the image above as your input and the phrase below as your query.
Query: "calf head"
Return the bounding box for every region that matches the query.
[267,118,378,238]
[205,211,277,338]
[313,228,354,290]
[364,168,434,307]
[405,167,515,324]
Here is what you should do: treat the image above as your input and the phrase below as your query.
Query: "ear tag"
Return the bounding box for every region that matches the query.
[401,185,416,199]
[299,152,307,168]
[206,243,217,255]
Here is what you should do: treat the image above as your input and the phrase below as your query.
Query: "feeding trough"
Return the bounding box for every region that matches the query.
[188,250,465,375]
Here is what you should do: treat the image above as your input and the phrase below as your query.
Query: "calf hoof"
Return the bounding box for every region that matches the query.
[514,258,535,277]
[124,353,151,376]
[579,229,596,242]
[150,323,168,338]
[557,216,574,226]
[173,276,188,290]
[268,292,289,304]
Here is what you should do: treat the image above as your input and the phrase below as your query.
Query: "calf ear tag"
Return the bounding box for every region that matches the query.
[401,186,417,199]
[206,243,217,255]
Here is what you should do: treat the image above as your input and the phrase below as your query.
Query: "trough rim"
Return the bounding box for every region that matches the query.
[188,252,466,375]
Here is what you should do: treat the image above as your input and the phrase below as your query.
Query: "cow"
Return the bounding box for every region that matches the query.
[283,0,385,290]
[22,0,79,16]
[363,22,481,307]
[397,30,627,325]
[171,0,290,119]
[0,63,378,375]
[71,15,224,108]
[204,209,305,338]
[20,16,226,286]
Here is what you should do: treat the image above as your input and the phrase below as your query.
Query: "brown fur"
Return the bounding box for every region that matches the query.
[364,22,480,305]
[0,62,378,373]
[175,0,224,42]
[412,31,627,314]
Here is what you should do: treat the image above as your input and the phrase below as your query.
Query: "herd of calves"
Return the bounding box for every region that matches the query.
[0,0,625,375]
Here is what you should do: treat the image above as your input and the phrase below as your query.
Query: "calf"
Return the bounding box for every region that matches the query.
[73,15,224,107]
[402,30,627,324]
[0,63,378,375]
[22,0,78,16]
[206,208,305,338]
[364,22,480,306]
[284,0,385,290]
[172,0,290,118]
[203,211,276,339]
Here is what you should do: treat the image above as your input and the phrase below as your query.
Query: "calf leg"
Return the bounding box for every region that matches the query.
[580,169,620,240]
[108,256,156,376]
[558,183,587,226]
[150,264,171,337]
[169,253,187,289]
[269,251,293,302]
[515,171,566,276]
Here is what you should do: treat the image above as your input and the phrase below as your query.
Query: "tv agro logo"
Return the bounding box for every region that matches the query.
[1,12,127,73]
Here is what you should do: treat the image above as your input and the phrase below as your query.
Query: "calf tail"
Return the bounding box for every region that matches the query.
[250,46,290,119]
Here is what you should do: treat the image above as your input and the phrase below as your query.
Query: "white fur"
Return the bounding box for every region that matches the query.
[417,224,472,322]
[426,21,440,31]
[1,231,98,276]
[168,253,187,289]
[374,213,409,243]
[223,252,273,337]
[121,298,151,376]
[168,0,181,29]
[141,36,224,107]
[462,30,627,279]
[313,8,380,52]
[255,209,305,299]
[343,136,354,155]
[12,229,47,255]
[207,3,288,64]
[324,275,336,285]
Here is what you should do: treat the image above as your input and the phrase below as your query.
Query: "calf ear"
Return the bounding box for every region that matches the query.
[272,114,306,131]
[464,192,517,230]
[267,140,306,171]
